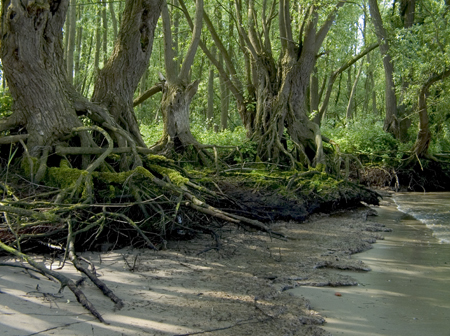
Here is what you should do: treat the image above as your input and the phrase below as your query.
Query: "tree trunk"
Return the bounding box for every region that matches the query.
[91,0,163,148]
[151,80,203,154]
[242,2,344,168]
[346,61,363,120]
[109,1,118,41]
[1,0,163,165]
[101,0,108,64]
[94,12,101,72]
[219,53,229,131]
[74,23,83,90]
[66,0,77,84]
[310,68,319,116]
[153,0,204,156]
[369,0,399,138]
[0,1,83,154]
[412,69,450,158]
[207,56,215,130]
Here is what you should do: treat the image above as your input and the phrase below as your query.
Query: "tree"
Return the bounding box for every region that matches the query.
[91,0,163,149]
[392,0,450,158]
[237,1,346,168]
[199,1,348,168]
[368,0,400,138]
[412,69,450,158]
[313,43,379,126]
[149,0,208,160]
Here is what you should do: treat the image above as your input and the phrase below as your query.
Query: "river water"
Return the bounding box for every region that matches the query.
[292,195,450,336]
[394,192,450,244]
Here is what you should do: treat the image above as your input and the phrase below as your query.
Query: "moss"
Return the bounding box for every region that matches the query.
[47,163,86,190]
[315,163,326,172]
[94,170,133,184]
[21,157,39,176]
[145,154,174,165]
[147,164,188,186]
[94,166,155,184]
[40,211,59,222]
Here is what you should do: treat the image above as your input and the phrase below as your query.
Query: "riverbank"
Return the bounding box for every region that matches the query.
[0,197,434,336]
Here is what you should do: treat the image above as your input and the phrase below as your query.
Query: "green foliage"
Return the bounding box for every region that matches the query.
[140,123,164,146]
[0,93,13,119]
[191,125,247,146]
[322,118,400,163]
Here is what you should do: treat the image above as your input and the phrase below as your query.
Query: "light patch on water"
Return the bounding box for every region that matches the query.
[394,192,450,244]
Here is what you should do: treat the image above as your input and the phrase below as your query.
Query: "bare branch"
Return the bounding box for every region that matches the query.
[133,83,163,107]
[179,0,203,80]
[161,0,177,81]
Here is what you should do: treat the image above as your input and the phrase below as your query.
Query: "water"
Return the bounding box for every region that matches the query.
[292,201,450,335]
[394,192,450,244]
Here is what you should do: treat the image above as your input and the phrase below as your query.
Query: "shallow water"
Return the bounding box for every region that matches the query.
[394,192,450,243]
[291,201,450,336]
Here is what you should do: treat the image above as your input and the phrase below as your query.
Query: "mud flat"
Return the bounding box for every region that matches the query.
[1,198,438,336]
[293,199,450,336]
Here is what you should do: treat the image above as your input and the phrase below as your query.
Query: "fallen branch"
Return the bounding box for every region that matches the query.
[0,240,106,323]
[67,220,124,310]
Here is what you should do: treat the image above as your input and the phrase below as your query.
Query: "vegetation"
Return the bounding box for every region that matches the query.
[1,0,450,321]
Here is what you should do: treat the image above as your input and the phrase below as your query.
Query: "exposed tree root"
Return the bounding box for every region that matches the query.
[0,122,381,322]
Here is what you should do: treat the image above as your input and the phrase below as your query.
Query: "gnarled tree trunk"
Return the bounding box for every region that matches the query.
[234,2,345,168]
[0,1,83,155]
[151,80,201,154]
[1,0,162,172]
[91,0,163,148]
[151,0,205,157]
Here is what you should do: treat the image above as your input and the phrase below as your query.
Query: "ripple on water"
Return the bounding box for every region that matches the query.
[394,192,450,244]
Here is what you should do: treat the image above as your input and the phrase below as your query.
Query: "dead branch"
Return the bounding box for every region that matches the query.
[67,220,124,309]
[0,240,106,323]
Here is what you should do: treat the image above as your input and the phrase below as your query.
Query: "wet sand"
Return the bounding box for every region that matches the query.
[292,201,450,336]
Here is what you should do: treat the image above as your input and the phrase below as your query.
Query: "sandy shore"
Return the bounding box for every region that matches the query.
[0,197,432,336]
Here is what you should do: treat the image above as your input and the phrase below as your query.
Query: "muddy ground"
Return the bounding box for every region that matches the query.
[0,201,393,336]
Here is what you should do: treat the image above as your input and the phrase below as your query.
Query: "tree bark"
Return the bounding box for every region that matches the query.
[152,80,202,154]
[369,0,399,138]
[0,1,83,154]
[1,0,163,163]
[412,69,450,158]
[91,0,163,148]
[152,0,205,156]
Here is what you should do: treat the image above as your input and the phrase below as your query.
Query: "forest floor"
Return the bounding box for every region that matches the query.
[0,196,393,336]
